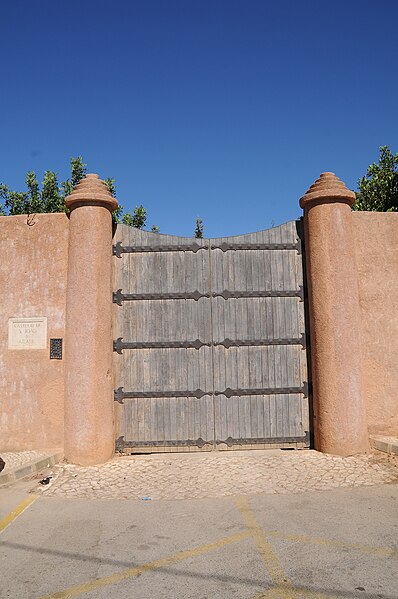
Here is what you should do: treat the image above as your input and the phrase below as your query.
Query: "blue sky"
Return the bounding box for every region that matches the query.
[1,0,397,237]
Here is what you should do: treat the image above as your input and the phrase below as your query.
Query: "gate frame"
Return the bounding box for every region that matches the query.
[61,170,370,464]
[112,221,310,453]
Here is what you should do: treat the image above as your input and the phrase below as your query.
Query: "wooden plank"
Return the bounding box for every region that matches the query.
[211,224,307,446]
[115,225,211,449]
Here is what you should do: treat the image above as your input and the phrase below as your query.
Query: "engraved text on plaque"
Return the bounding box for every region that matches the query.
[8,317,48,349]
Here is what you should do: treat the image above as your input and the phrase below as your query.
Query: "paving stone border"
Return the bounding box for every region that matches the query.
[0,451,62,486]
[36,449,398,500]
[371,435,398,457]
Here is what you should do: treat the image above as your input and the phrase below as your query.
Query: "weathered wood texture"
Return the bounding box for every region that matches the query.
[113,222,309,452]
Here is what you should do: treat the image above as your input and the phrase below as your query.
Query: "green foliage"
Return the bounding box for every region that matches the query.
[353,146,398,212]
[1,156,87,215]
[104,178,116,197]
[121,205,147,228]
[0,155,157,230]
[112,204,124,224]
[5,191,28,215]
[151,224,160,233]
[42,171,64,212]
[194,217,204,238]
[0,184,7,215]
[103,178,118,223]
[71,156,86,187]
[26,171,39,205]
[61,157,87,197]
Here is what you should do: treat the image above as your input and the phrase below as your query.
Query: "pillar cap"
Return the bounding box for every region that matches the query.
[300,172,356,209]
[65,174,118,212]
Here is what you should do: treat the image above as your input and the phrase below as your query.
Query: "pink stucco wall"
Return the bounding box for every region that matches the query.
[0,206,397,456]
[0,213,69,451]
[353,212,398,436]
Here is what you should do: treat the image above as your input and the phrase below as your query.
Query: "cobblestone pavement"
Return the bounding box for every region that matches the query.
[36,449,398,500]
[0,451,52,473]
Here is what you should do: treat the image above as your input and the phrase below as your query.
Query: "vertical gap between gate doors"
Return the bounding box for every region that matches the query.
[208,243,217,449]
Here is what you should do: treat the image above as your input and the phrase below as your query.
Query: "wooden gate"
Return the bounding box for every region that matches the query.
[112,221,310,452]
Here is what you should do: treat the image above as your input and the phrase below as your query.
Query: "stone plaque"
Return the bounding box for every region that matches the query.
[8,317,47,349]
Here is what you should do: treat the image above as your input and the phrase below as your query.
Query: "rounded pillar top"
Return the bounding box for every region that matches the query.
[300,172,356,209]
[65,173,118,212]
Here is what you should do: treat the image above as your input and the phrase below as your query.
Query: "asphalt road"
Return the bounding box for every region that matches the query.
[1,479,397,599]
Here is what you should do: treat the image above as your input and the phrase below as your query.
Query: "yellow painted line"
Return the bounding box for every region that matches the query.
[0,494,38,535]
[235,496,295,599]
[235,496,398,599]
[39,529,251,599]
[265,530,398,559]
[251,585,340,599]
[247,530,398,599]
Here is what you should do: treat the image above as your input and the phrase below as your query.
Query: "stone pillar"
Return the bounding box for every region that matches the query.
[64,174,118,465]
[300,173,369,455]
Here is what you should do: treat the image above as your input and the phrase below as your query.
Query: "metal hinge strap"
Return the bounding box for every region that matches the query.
[114,383,308,404]
[113,241,301,257]
[113,286,304,305]
[113,334,306,354]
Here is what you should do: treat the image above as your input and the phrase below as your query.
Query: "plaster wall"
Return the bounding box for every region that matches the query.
[1,205,397,457]
[0,213,69,451]
[353,212,398,436]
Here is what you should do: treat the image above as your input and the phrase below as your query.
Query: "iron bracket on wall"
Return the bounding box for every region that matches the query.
[114,382,308,404]
[113,333,306,354]
[113,286,304,305]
